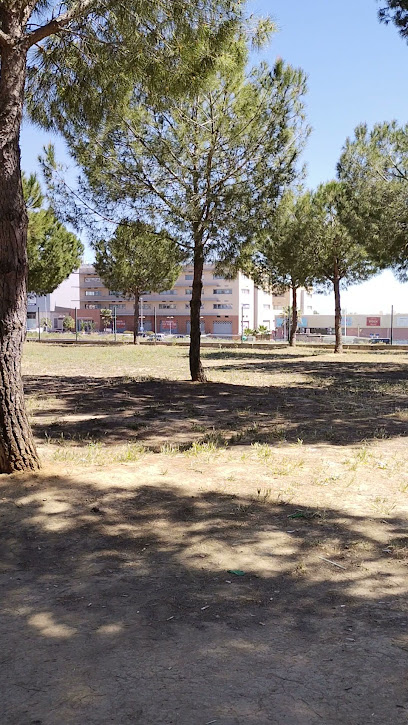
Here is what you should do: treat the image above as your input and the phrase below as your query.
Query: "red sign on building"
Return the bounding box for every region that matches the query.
[366,316,381,327]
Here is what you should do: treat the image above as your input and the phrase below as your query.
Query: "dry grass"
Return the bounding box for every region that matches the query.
[1,341,406,723]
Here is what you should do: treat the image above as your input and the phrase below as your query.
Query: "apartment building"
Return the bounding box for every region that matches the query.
[78,263,295,336]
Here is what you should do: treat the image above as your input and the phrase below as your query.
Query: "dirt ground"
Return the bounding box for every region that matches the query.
[1,344,408,724]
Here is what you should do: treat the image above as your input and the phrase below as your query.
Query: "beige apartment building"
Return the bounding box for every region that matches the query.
[78,263,298,336]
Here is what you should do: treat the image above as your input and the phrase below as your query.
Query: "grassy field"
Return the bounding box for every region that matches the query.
[1,343,408,724]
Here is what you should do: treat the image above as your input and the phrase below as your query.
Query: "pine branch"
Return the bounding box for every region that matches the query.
[23,0,96,49]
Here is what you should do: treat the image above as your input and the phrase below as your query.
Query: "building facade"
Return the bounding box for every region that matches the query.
[77,263,301,336]
[276,312,408,343]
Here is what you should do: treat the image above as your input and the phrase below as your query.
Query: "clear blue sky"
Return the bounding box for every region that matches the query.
[20,0,408,313]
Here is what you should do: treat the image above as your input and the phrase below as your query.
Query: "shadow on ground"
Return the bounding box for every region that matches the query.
[1,474,408,724]
[24,357,408,449]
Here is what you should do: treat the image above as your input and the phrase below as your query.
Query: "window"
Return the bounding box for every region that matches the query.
[142,304,151,310]
[109,304,126,310]
[214,303,232,310]
[185,288,192,294]
[84,276,102,284]
[160,290,177,295]
[213,274,224,280]
[241,288,250,295]
[263,304,271,310]
[159,303,177,309]
[214,288,232,295]
[85,304,101,309]
[242,303,250,309]
[109,291,122,296]
[85,290,101,296]
[262,320,271,329]
[185,274,193,280]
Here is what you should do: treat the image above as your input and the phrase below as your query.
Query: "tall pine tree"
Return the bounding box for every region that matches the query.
[43,42,309,381]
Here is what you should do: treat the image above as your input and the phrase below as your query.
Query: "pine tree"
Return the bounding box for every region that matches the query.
[43,44,309,381]
[337,122,408,280]
[94,221,183,344]
[23,172,83,296]
[251,191,316,347]
[0,0,244,473]
[311,181,377,353]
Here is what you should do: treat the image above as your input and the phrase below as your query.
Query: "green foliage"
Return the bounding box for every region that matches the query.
[338,122,408,280]
[94,220,183,298]
[100,308,113,327]
[378,1,408,39]
[311,181,377,290]
[63,315,75,331]
[22,172,83,295]
[42,54,308,261]
[26,1,248,136]
[22,172,43,210]
[251,191,316,293]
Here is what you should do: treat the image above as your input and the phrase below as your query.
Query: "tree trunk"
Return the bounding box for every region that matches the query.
[189,236,206,382]
[133,292,140,345]
[289,284,298,347]
[0,38,40,473]
[333,261,343,354]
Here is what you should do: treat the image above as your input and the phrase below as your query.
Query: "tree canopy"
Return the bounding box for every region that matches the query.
[337,122,408,279]
[250,191,316,346]
[22,172,83,296]
[94,220,183,343]
[311,181,378,352]
[378,1,408,38]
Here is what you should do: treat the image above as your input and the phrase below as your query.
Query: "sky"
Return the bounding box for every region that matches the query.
[20,0,408,314]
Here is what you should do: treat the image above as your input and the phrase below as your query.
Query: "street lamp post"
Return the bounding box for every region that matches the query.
[167,315,174,336]
[140,296,144,333]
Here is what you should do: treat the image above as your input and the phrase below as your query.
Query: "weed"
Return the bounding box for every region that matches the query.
[372,496,396,516]
[116,443,146,462]
[160,443,180,455]
[185,440,224,457]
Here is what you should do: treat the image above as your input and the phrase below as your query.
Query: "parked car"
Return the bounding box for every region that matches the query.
[370,338,390,345]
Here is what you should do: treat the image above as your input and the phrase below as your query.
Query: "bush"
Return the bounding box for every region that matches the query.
[63,315,75,332]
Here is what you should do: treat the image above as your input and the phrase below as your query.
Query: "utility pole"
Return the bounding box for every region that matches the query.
[37,307,41,342]
[140,297,144,333]
[75,308,78,343]
[391,304,394,345]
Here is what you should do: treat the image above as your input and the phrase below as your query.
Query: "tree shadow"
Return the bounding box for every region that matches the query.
[24,364,408,449]
[1,474,407,723]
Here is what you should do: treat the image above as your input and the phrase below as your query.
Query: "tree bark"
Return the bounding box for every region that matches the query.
[0,34,40,472]
[189,235,206,382]
[333,260,343,354]
[289,284,298,347]
[133,291,140,344]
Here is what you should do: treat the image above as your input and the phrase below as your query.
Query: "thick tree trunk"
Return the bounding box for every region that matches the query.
[289,284,298,347]
[189,237,206,382]
[133,292,140,345]
[333,261,343,354]
[0,39,40,472]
